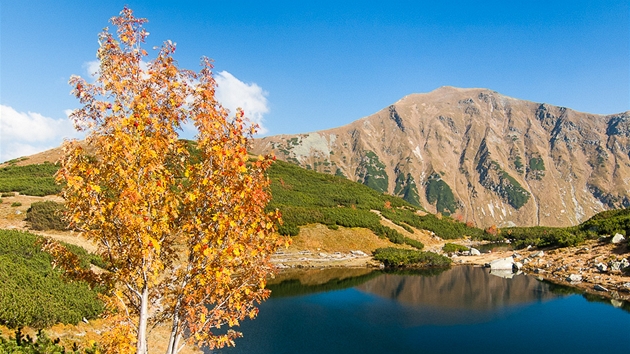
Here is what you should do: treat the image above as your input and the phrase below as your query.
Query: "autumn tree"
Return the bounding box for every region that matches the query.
[54,7,283,354]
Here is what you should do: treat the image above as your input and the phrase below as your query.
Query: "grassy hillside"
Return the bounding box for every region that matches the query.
[0,148,492,245]
[0,162,61,197]
[266,160,488,243]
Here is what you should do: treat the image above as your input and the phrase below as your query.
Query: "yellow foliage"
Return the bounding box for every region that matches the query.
[57,6,282,353]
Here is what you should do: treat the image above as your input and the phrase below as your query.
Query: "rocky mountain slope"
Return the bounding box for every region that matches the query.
[251,87,630,228]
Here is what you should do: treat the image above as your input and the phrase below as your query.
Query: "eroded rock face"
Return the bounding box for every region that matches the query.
[251,86,630,227]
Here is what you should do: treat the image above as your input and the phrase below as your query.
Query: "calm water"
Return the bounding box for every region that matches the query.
[212,266,630,354]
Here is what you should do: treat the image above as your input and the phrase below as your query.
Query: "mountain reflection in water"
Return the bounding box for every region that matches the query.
[215,266,630,354]
[355,266,559,325]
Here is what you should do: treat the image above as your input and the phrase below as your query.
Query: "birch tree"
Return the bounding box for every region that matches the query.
[53,7,283,353]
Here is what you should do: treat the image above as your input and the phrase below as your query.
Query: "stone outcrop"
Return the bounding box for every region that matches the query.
[251,87,630,227]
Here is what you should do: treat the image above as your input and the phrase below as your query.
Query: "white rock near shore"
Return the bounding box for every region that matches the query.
[489,257,514,270]
[611,233,625,244]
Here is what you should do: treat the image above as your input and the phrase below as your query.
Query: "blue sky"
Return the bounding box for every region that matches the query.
[1,1,629,162]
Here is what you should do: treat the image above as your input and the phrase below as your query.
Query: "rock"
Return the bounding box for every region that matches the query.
[350,250,367,257]
[532,250,544,258]
[594,284,608,292]
[522,258,531,265]
[527,245,532,250]
[319,253,328,257]
[505,239,511,244]
[623,283,630,289]
[489,257,514,270]
[513,262,523,271]
[470,248,481,256]
[612,233,625,244]
[620,258,630,269]
[461,251,470,256]
[82,317,89,324]
[567,274,582,283]
[609,261,622,271]
[534,268,545,274]
[512,252,521,258]
[596,263,608,272]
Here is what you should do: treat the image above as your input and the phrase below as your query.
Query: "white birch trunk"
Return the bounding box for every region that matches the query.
[136,286,150,354]
[165,310,181,354]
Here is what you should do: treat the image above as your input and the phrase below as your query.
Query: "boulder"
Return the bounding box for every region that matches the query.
[532,250,544,258]
[513,262,523,271]
[350,250,367,257]
[470,248,481,256]
[611,233,625,244]
[609,261,622,271]
[594,284,608,292]
[596,263,608,272]
[620,258,630,269]
[567,274,582,283]
[489,257,514,270]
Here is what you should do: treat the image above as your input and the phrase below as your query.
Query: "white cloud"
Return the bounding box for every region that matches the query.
[83,60,100,79]
[0,105,83,163]
[215,71,269,134]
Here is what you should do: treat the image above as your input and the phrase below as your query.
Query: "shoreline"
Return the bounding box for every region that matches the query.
[271,240,630,303]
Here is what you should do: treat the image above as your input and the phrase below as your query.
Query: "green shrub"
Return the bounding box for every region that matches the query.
[1,192,15,197]
[373,247,451,268]
[0,230,104,329]
[10,202,21,207]
[442,243,469,253]
[503,226,585,248]
[25,201,67,231]
[402,237,424,250]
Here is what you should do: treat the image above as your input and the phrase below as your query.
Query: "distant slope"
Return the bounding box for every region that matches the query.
[251,86,630,228]
[266,159,487,241]
[0,149,490,243]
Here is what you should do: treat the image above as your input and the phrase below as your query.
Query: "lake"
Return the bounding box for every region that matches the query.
[212,266,629,354]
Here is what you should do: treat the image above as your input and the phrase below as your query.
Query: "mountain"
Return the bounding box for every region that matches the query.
[251,87,630,228]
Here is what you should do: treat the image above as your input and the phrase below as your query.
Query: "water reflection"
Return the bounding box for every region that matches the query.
[215,266,630,354]
[356,266,559,325]
[267,266,560,326]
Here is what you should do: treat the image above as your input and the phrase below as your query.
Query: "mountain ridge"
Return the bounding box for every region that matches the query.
[251,86,630,228]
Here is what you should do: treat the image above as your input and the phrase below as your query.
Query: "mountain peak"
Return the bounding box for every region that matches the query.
[251,88,630,228]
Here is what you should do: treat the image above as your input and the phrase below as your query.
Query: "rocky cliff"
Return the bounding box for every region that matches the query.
[251,87,630,228]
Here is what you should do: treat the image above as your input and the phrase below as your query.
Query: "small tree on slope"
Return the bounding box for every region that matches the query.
[50,7,283,354]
